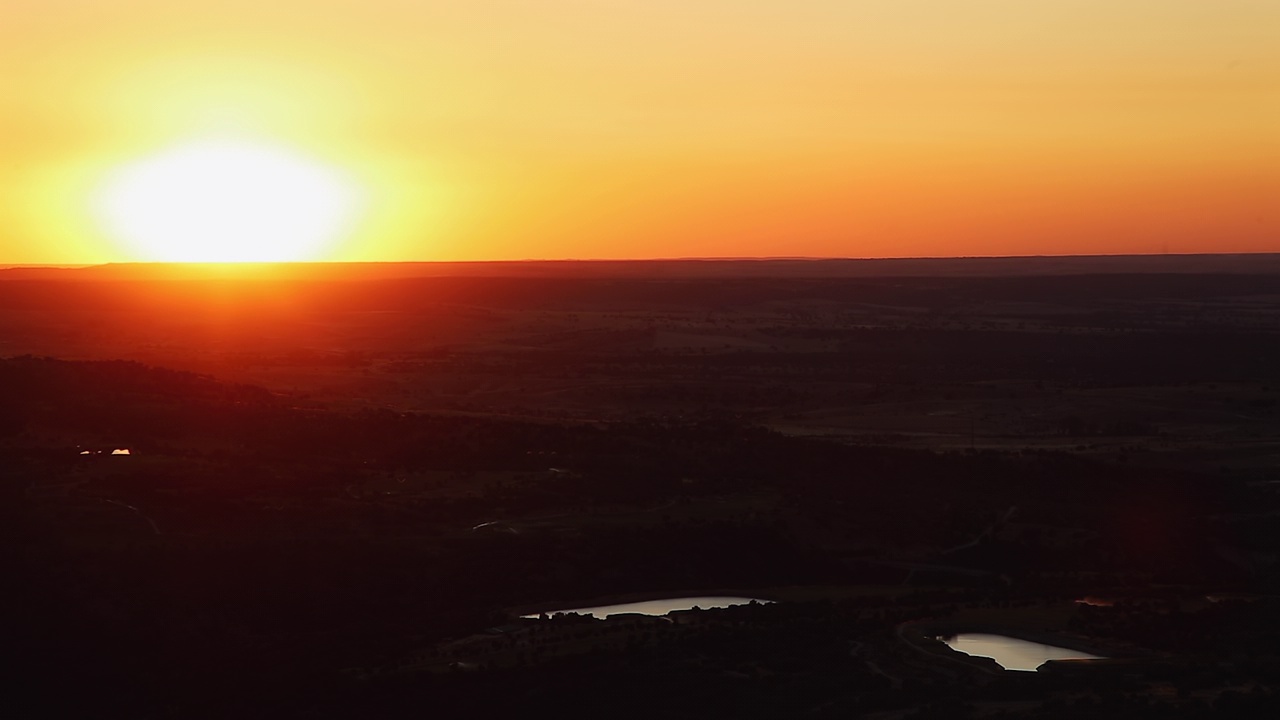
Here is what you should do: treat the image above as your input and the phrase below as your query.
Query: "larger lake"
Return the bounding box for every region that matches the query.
[939,633,1104,671]
[524,596,769,619]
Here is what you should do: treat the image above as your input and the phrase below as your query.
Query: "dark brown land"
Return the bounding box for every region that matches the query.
[5,256,1280,718]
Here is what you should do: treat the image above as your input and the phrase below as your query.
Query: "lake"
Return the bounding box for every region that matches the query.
[938,633,1104,671]
[524,596,770,619]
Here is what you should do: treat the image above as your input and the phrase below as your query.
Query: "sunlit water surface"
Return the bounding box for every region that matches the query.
[939,633,1103,671]
[524,596,769,619]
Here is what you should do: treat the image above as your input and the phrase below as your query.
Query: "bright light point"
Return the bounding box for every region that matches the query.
[94,138,363,262]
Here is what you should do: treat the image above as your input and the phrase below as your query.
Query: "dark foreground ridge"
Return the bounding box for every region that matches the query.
[5,263,1280,717]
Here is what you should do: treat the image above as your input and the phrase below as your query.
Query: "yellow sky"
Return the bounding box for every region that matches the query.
[2,1,1277,263]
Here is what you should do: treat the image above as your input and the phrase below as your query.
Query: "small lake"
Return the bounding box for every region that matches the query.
[938,633,1104,671]
[524,596,770,619]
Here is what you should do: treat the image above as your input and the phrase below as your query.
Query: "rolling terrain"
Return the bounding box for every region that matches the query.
[6,257,1280,718]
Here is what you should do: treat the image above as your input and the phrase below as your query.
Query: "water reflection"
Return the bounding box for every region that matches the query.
[524,596,769,619]
[938,633,1103,671]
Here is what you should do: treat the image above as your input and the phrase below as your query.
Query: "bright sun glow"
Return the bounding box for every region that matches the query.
[93,138,363,262]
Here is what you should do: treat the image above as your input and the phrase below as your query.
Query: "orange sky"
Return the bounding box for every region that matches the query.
[2,1,1277,263]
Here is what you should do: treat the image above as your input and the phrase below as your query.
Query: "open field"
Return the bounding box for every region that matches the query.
[6,259,1280,475]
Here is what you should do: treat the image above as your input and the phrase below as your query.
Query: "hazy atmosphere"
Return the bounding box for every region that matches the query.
[7,4,1280,719]
[3,1,1277,263]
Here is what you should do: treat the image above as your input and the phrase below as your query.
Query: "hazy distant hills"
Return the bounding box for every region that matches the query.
[6,254,1280,281]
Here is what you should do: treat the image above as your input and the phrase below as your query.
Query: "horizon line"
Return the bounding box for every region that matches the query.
[7,250,1280,270]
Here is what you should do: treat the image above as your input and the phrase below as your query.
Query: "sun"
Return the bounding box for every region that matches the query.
[93,138,363,262]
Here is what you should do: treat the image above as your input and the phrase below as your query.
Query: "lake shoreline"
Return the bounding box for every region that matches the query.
[505,583,940,618]
[507,589,776,618]
[905,620,1139,665]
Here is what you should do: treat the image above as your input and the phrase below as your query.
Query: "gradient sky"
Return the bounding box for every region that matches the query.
[2,1,1277,263]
